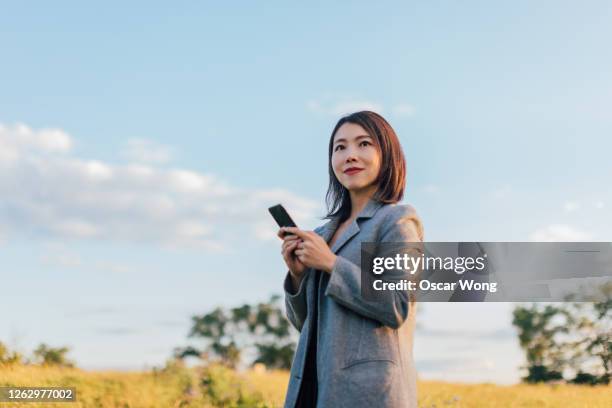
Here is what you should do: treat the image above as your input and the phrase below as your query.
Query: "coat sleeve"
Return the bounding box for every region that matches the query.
[283,269,310,332]
[282,226,325,332]
[324,205,424,329]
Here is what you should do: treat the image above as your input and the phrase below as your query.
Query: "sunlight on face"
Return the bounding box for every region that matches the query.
[331,122,382,194]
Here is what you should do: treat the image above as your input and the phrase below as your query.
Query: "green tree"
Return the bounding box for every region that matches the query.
[563,283,611,385]
[512,283,611,385]
[0,341,23,366]
[512,304,568,383]
[176,295,295,369]
[33,343,74,367]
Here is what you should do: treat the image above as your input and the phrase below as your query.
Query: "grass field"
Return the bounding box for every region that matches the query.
[1,363,610,407]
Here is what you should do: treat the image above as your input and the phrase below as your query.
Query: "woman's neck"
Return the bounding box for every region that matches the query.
[348,186,377,220]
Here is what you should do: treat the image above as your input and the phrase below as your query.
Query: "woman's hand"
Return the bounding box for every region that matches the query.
[278,228,306,279]
[282,227,337,274]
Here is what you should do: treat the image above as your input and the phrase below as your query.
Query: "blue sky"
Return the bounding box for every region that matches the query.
[1,1,611,384]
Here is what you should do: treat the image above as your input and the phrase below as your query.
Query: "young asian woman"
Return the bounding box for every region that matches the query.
[279,111,424,408]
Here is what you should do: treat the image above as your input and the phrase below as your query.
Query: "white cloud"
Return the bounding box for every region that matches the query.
[253,221,279,241]
[306,95,415,119]
[307,98,383,116]
[594,200,605,209]
[120,138,175,164]
[10,123,73,153]
[52,219,101,238]
[563,201,580,212]
[0,123,72,165]
[166,169,217,193]
[42,245,134,274]
[0,122,320,251]
[36,128,73,152]
[175,220,212,239]
[41,247,82,268]
[529,224,592,242]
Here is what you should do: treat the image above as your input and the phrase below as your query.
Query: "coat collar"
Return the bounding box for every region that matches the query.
[321,197,384,254]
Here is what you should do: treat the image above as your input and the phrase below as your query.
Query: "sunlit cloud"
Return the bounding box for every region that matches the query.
[307,98,383,116]
[563,201,580,212]
[306,95,415,118]
[0,123,320,251]
[529,224,592,242]
[41,244,135,273]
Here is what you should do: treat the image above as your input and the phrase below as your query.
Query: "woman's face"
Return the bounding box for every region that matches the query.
[331,122,382,194]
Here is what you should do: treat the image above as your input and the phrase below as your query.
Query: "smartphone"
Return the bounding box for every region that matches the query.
[268,204,298,236]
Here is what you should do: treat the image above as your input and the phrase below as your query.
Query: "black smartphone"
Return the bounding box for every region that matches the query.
[268,204,298,236]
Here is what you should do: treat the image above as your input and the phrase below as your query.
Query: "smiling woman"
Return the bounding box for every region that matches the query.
[278,111,424,408]
[326,112,406,224]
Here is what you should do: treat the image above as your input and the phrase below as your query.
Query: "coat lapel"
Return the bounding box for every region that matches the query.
[320,198,384,254]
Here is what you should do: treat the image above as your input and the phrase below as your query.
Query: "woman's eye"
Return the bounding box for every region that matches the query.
[334,141,370,151]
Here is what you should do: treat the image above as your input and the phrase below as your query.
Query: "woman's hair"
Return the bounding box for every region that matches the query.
[324,110,406,221]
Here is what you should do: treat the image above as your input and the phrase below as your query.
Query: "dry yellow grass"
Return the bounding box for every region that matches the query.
[417,381,612,408]
[1,364,610,407]
[0,363,202,408]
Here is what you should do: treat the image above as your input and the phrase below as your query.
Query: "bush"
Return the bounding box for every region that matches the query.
[0,341,23,366]
[570,371,609,386]
[524,365,563,383]
[199,364,271,408]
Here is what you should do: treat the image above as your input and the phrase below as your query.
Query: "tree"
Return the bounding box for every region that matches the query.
[33,343,74,367]
[0,341,23,366]
[175,294,296,369]
[512,283,611,385]
[562,283,611,385]
[253,343,294,370]
[512,304,568,383]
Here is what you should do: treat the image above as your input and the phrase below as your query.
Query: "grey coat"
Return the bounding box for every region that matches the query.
[283,198,424,408]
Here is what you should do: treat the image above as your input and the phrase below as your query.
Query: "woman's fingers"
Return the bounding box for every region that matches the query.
[277,227,296,239]
[283,239,308,250]
[281,239,298,252]
[284,240,298,251]
[282,239,301,256]
[282,237,300,248]
[279,227,311,267]
[282,233,299,243]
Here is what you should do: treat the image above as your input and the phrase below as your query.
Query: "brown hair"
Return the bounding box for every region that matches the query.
[324,110,406,221]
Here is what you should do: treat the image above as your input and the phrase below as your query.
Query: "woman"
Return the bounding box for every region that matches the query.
[279,111,424,408]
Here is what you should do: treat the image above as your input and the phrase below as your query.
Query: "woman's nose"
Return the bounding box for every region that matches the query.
[343,148,358,161]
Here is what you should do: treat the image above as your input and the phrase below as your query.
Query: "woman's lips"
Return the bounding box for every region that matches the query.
[344,168,364,175]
